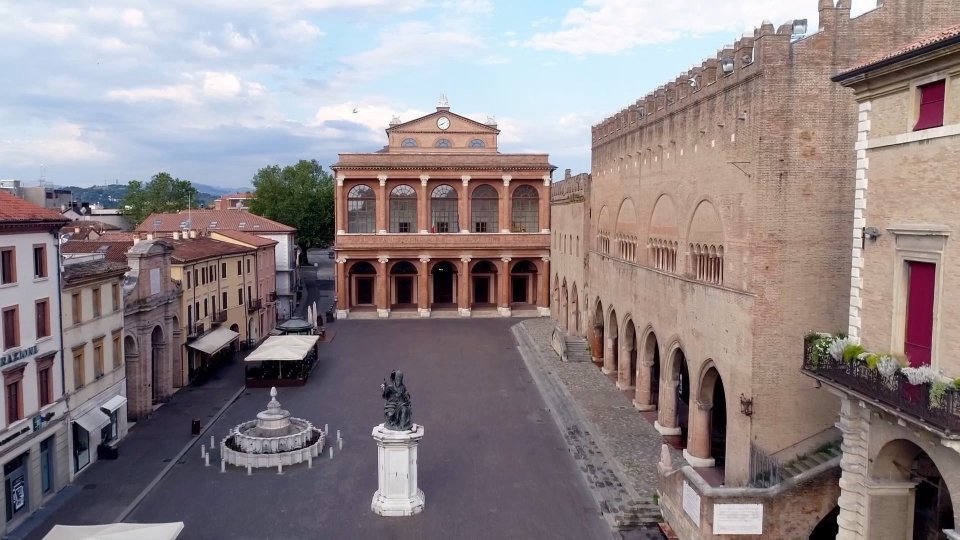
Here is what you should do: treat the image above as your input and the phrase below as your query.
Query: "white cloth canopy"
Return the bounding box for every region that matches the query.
[100,395,127,413]
[244,335,319,362]
[187,327,239,355]
[75,408,110,433]
[43,522,184,540]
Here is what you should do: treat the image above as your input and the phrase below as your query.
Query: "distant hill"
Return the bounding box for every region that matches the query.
[64,183,226,209]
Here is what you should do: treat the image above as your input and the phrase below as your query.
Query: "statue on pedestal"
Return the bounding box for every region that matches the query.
[381,370,413,431]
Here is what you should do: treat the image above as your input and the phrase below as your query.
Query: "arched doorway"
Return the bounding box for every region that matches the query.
[390,261,418,308]
[171,315,182,387]
[592,299,604,367]
[871,439,955,538]
[510,260,537,305]
[657,347,689,442]
[605,309,619,376]
[150,326,164,404]
[808,506,840,539]
[561,280,569,331]
[570,283,580,333]
[689,364,726,471]
[470,260,497,307]
[348,261,377,307]
[431,261,457,307]
[635,331,660,410]
[620,319,637,390]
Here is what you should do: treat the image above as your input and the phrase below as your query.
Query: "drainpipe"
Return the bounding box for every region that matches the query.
[53,230,66,397]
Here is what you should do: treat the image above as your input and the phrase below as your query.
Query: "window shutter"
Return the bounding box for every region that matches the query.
[905,261,936,366]
[914,80,946,131]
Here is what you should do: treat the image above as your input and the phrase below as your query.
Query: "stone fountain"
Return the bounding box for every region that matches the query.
[222,387,325,469]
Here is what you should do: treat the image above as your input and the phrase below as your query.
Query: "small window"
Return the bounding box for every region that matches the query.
[33,245,47,279]
[435,139,451,148]
[92,287,102,318]
[469,139,485,148]
[238,288,244,305]
[915,80,946,131]
[1,248,15,285]
[247,259,251,273]
[222,291,228,309]
[93,338,104,379]
[112,283,120,311]
[401,138,417,147]
[35,299,50,338]
[222,263,227,278]
[237,260,242,275]
[2,306,19,350]
[72,293,81,325]
[112,331,122,369]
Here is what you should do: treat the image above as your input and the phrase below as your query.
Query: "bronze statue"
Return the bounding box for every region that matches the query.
[381,370,413,431]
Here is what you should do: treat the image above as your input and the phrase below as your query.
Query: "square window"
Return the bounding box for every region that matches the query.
[33,245,47,279]
[915,80,946,131]
[2,307,19,351]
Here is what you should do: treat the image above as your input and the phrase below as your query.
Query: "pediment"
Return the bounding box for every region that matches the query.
[387,109,500,135]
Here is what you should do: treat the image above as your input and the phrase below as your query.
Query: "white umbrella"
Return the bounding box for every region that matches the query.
[44,522,184,540]
[312,301,319,324]
[308,305,316,328]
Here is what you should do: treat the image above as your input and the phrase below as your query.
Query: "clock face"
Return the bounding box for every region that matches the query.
[437,116,450,130]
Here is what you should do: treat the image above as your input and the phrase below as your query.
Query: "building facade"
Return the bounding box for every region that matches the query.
[550,171,591,336]
[61,258,129,479]
[0,193,70,534]
[136,210,297,320]
[332,103,553,319]
[122,240,182,421]
[550,1,960,537]
[804,25,960,539]
[212,192,254,211]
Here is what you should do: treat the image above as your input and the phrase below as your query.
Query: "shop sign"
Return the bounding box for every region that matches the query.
[0,345,38,367]
[10,475,25,511]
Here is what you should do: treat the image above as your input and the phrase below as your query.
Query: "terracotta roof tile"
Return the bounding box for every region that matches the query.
[62,259,129,286]
[135,210,294,233]
[210,229,278,247]
[0,192,70,223]
[166,237,255,263]
[62,240,135,263]
[836,23,960,80]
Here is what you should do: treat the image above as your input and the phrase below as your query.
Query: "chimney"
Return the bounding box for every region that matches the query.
[172,231,180,240]
[565,169,572,179]
[189,230,197,239]
[133,237,140,246]
[146,233,154,241]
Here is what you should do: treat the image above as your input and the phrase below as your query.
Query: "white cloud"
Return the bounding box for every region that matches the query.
[0,122,109,166]
[313,101,428,142]
[224,23,259,51]
[106,85,198,104]
[526,0,878,55]
[277,19,323,44]
[201,72,244,99]
[106,71,265,104]
[445,0,493,14]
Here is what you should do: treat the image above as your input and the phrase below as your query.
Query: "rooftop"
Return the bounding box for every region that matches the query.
[62,259,130,286]
[136,210,294,234]
[167,236,255,263]
[834,22,960,81]
[0,192,71,224]
[62,239,135,263]
[210,229,278,248]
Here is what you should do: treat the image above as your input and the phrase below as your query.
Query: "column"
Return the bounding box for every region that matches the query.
[417,175,430,233]
[377,174,388,234]
[336,259,349,318]
[376,257,389,318]
[537,259,550,316]
[335,174,346,235]
[836,395,870,540]
[499,175,511,233]
[634,360,656,411]
[418,258,430,317]
[603,335,616,375]
[540,175,551,232]
[683,401,716,467]
[458,257,471,316]
[655,379,682,435]
[459,175,471,233]
[862,481,918,539]
[498,257,511,316]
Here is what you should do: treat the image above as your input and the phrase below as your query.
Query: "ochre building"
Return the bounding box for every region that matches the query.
[549,1,960,538]
[333,103,553,319]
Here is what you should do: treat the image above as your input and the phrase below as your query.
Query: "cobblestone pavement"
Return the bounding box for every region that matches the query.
[513,318,683,537]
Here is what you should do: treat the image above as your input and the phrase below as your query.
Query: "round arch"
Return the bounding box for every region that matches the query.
[561,279,569,331]
[872,439,956,537]
[619,316,638,390]
[605,308,619,376]
[693,361,727,468]
[347,260,378,308]
[430,260,458,307]
[634,327,660,410]
[569,282,580,334]
[470,184,499,233]
[150,325,165,405]
[347,184,377,233]
[591,298,605,367]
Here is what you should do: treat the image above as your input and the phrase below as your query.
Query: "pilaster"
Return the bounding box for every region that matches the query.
[499,175,511,233]
[458,256,471,316]
[418,175,429,234]
[458,176,470,234]
[498,256,511,316]
[836,396,870,540]
[418,257,430,317]
[377,174,388,235]
[376,257,389,318]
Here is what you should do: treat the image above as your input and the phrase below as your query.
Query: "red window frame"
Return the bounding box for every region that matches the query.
[914,80,946,131]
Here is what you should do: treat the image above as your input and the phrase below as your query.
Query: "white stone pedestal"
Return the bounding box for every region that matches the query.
[371,423,425,516]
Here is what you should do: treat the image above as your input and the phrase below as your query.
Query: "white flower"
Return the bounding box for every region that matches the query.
[901,365,939,385]
[828,337,852,362]
[877,356,899,380]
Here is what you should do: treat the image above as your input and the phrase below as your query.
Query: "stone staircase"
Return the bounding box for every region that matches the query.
[564,335,593,363]
[782,442,842,479]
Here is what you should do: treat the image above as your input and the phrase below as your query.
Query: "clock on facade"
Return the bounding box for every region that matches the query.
[437,116,450,130]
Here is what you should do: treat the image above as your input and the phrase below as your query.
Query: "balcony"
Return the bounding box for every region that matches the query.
[212,311,227,324]
[802,336,960,434]
[190,322,205,337]
[336,231,549,251]
[248,298,263,311]
[268,292,277,303]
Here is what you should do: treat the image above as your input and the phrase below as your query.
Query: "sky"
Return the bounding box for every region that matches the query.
[0,0,877,189]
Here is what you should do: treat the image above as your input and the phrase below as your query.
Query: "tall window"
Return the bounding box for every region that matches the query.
[33,245,47,279]
[112,331,122,369]
[186,271,191,289]
[430,185,459,233]
[246,259,251,273]
[5,368,23,424]
[389,185,417,233]
[915,80,945,131]
[2,307,18,350]
[72,347,86,389]
[238,288,244,305]
[72,293,81,325]
[37,356,53,407]
[471,184,499,233]
[511,185,539,233]
[92,287,102,318]
[35,299,49,338]
[93,338,104,379]
[222,262,227,278]
[0,248,15,285]
[905,261,936,366]
[347,185,376,233]
[237,261,242,275]
[222,291,228,310]
[112,283,120,311]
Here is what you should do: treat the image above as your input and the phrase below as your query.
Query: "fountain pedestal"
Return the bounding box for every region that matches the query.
[371,423,424,516]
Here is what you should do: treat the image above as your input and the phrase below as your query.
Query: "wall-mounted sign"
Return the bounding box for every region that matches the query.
[713,503,763,535]
[0,345,38,367]
[10,475,25,511]
[682,481,701,524]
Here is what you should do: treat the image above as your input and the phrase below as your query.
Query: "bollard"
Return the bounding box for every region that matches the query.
[308,456,312,469]
[221,460,226,473]
[247,464,252,476]
[338,438,342,451]
[278,463,283,475]
[205,453,210,467]
[336,429,340,441]
[329,447,333,459]
[324,424,329,435]
[210,435,215,449]
[201,445,206,458]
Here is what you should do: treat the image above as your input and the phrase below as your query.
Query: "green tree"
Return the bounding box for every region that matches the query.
[249,159,334,260]
[122,172,200,225]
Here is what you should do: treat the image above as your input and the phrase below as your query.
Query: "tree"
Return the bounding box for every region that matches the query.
[249,160,335,260]
[122,172,200,226]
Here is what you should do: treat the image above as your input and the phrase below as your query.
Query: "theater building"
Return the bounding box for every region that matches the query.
[332,102,553,319]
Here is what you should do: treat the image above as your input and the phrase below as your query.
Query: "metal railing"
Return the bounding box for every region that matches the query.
[802,339,960,434]
[748,442,784,488]
[212,311,227,324]
[247,298,263,311]
[191,322,205,337]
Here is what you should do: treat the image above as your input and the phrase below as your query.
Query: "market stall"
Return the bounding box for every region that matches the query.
[244,335,320,388]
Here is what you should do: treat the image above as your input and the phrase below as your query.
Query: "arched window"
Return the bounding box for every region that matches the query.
[389,185,416,233]
[470,184,498,233]
[435,139,451,148]
[430,184,459,233]
[510,185,539,233]
[347,185,376,233]
[401,138,417,147]
[469,139,485,148]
